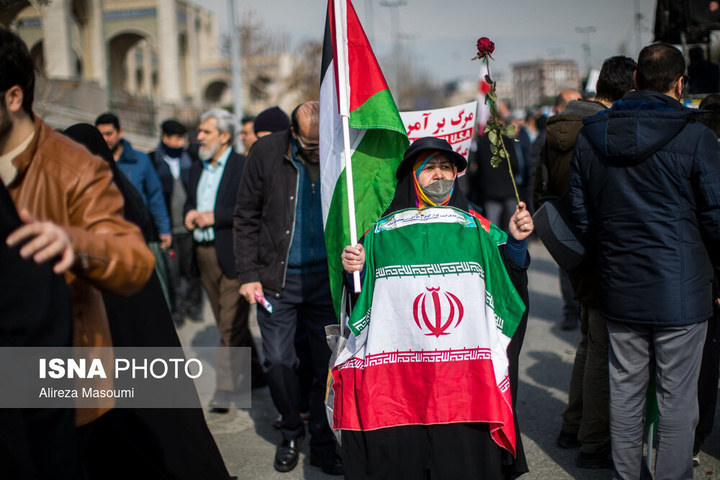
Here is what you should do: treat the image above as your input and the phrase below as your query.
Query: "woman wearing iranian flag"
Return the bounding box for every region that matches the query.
[336,136,533,479]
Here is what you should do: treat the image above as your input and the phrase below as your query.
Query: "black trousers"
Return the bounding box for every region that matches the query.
[165,232,203,318]
[256,271,337,453]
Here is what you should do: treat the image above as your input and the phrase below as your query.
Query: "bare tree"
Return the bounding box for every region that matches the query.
[285,38,323,103]
[221,10,322,112]
[239,10,290,59]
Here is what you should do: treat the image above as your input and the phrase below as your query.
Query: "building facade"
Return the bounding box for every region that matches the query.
[2,0,305,139]
[513,59,580,109]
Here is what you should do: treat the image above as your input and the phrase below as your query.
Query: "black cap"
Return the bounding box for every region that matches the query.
[161,119,187,135]
[396,136,468,180]
[253,106,290,135]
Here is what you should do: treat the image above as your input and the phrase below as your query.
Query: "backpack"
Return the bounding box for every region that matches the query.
[531,143,586,271]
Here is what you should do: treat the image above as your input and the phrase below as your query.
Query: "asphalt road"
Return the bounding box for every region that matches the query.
[178,240,720,479]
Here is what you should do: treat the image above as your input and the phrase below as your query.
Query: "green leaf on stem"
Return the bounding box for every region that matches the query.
[488,130,497,144]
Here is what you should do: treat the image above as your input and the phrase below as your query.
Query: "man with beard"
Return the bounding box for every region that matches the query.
[233,101,343,475]
[0,27,154,475]
[184,109,263,413]
[95,112,172,251]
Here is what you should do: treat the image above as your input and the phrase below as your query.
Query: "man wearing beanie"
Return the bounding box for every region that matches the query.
[150,119,204,325]
[254,106,291,138]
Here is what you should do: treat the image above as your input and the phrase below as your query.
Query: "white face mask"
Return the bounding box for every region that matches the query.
[419,179,454,204]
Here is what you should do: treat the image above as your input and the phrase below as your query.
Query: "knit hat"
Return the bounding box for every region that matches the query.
[253,106,290,135]
[161,119,187,135]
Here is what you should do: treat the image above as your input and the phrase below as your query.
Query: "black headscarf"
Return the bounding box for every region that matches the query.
[62,124,158,243]
[62,124,232,480]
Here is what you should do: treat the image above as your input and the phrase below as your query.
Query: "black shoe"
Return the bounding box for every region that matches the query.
[274,436,304,472]
[209,389,231,414]
[576,451,613,469]
[556,430,580,449]
[309,449,344,476]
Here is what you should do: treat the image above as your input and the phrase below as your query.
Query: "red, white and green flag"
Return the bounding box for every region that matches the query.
[319,0,409,317]
[331,207,525,454]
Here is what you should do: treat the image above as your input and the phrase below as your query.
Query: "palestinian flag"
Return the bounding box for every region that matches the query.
[319,0,409,317]
[331,207,526,454]
[477,58,491,131]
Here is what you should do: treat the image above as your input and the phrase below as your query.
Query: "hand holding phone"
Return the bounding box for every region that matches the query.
[254,290,273,313]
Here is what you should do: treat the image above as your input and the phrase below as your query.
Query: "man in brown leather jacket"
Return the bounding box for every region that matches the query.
[0,29,155,429]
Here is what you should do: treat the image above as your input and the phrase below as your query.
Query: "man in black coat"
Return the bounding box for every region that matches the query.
[568,43,720,480]
[184,108,262,413]
[234,101,343,475]
[150,119,203,325]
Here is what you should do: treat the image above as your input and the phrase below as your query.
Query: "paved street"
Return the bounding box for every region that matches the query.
[178,241,720,479]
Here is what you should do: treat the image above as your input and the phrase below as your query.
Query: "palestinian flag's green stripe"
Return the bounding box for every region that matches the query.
[349,89,409,136]
[324,120,407,316]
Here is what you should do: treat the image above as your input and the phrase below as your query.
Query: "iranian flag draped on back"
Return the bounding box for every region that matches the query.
[319,0,409,317]
[331,207,526,454]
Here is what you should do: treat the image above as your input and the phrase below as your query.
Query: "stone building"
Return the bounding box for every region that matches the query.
[1,0,304,143]
[513,59,580,109]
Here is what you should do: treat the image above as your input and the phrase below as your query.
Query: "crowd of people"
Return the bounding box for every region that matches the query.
[2,23,720,480]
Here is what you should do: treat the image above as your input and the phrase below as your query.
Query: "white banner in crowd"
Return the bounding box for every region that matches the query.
[400,101,478,161]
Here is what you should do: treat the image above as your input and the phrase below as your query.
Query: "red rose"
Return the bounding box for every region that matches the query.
[476,37,495,57]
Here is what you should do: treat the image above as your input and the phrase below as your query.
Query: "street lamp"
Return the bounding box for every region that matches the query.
[380,0,407,105]
[575,26,596,75]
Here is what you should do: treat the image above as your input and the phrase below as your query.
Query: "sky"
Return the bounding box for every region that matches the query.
[200,0,657,85]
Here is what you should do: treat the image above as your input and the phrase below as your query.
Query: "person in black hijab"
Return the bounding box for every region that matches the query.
[340,137,532,479]
[62,124,233,480]
[63,124,157,243]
